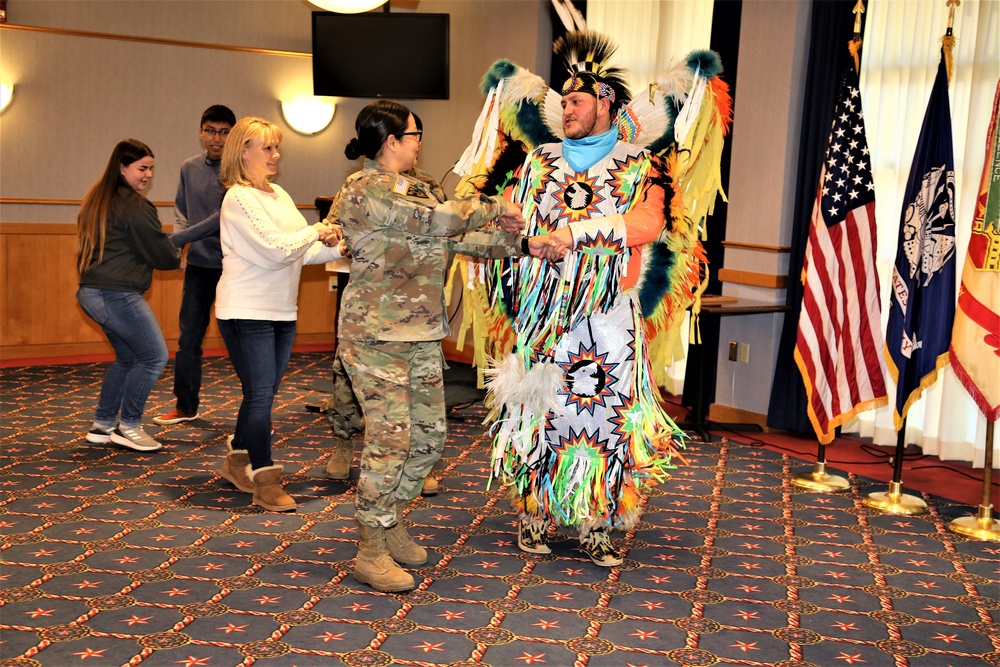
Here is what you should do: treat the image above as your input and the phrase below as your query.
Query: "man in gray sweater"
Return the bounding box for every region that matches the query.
[154,105,236,426]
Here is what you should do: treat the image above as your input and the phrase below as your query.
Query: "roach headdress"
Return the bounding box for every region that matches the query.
[553,30,632,114]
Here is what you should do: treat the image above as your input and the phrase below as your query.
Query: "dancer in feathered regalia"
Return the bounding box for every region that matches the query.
[453,31,732,565]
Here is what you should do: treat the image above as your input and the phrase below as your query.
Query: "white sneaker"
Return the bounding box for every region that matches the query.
[85,426,114,444]
[110,426,163,452]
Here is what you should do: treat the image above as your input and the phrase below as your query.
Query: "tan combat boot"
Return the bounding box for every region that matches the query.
[324,439,353,480]
[248,465,296,512]
[385,506,427,566]
[219,436,253,493]
[354,524,416,592]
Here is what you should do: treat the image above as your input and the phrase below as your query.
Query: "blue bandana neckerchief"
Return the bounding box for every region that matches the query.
[562,127,618,173]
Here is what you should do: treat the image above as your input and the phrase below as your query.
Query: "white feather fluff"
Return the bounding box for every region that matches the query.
[483,351,527,409]
[519,361,566,418]
[655,58,694,102]
[499,67,548,109]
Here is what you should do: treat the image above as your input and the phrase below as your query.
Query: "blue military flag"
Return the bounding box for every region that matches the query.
[885,50,957,429]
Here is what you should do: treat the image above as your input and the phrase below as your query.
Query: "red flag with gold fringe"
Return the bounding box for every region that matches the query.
[949,78,1000,422]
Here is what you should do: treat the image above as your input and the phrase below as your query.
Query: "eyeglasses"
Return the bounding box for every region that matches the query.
[201,127,231,138]
[398,130,423,142]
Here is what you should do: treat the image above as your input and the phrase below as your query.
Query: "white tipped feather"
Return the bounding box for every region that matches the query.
[674,72,707,149]
[627,88,670,148]
[454,80,503,177]
[542,87,566,140]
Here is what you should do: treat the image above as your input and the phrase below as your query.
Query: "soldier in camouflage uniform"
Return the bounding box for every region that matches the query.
[334,100,558,592]
[323,161,447,497]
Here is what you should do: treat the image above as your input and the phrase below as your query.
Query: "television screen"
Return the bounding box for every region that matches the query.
[312,12,450,100]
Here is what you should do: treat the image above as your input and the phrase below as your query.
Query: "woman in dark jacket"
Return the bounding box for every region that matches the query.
[76,139,182,452]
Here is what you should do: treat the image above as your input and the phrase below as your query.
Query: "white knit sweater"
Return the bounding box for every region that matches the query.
[216,183,342,321]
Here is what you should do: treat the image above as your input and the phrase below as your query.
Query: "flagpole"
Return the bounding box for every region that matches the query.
[863,418,928,515]
[948,422,1000,541]
[791,442,850,493]
[789,0,868,497]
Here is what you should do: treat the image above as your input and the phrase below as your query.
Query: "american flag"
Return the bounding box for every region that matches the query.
[794,65,888,444]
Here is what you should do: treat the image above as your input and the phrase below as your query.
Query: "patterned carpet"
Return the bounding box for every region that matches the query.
[1,353,998,667]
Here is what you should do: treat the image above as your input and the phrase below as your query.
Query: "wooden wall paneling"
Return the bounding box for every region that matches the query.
[0,223,339,361]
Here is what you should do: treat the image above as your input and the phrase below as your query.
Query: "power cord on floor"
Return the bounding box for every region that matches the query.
[701,420,986,482]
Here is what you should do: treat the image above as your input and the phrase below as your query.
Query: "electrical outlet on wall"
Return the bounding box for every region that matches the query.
[328,277,337,292]
[738,342,750,364]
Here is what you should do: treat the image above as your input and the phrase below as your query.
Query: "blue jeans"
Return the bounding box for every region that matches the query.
[217,318,296,469]
[76,287,169,428]
[174,265,222,413]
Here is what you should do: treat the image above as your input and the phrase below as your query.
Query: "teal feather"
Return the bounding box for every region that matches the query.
[686,50,723,79]
[516,100,558,147]
[638,241,676,316]
[481,59,519,96]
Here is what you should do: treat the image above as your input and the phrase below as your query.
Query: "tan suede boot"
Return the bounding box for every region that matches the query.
[385,507,427,566]
[324,439,353,480]
[354,524,416,592]
[219,436,253,493]
[420,476,438,495]
[248,465,296,512]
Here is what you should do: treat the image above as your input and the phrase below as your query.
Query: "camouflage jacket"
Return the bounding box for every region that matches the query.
[336,159,524,343]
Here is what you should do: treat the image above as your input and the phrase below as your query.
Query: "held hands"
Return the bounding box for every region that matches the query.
[527,233,568,262]
[314,222,343,247]
[497,199,525,233]
[527,227,573,262]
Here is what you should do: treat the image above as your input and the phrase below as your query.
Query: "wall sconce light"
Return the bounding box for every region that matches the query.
[307,0,388,13]
[280,96,336,135]
[0,83,13,114]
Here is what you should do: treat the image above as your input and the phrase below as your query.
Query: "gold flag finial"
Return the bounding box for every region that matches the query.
[849,0,866,72]
[943,0,960,84]
[946,0,960,33]
[852,0,866,35]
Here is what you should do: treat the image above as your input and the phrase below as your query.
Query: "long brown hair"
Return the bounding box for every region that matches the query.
[77,139,154,273]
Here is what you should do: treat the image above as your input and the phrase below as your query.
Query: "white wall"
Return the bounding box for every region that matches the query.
[714,0,812,417]
[0,0,551,225]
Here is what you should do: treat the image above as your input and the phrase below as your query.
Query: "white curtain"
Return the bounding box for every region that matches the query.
[846,0,999,466]
[587,0,715,97]
[587,1,715,395]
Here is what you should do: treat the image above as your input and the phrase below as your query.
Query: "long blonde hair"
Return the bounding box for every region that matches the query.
[220,116,283,188]
[77,139,154,274]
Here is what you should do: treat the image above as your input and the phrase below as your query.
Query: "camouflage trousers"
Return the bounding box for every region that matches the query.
[327,350,364,439]
[339,339,446,528]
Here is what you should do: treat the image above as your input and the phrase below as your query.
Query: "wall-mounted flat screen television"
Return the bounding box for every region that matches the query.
[312,12,450,100]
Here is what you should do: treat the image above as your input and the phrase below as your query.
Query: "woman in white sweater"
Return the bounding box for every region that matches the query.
[215,116,344,511]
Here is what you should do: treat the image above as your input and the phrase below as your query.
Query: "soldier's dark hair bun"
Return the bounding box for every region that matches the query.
[350,100,411,160]
[345,137,363,161]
